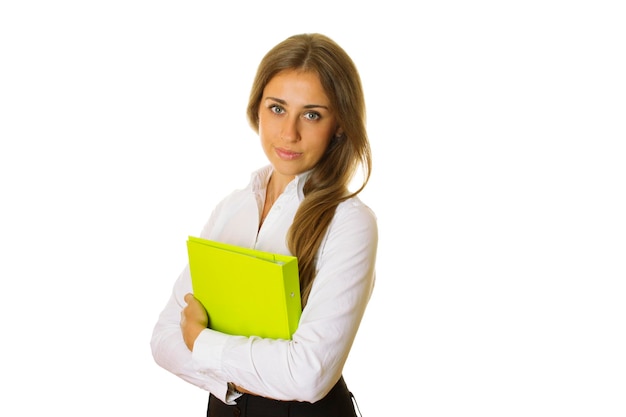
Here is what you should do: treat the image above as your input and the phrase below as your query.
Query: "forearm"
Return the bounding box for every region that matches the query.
[150,268,231,400]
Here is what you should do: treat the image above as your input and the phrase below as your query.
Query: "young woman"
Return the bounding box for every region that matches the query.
[151,33,378,417]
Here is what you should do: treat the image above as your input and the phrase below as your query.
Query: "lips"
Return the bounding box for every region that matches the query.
[274,147,302,160]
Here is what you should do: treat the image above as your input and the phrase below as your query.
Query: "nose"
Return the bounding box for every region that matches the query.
[280,115,300,143]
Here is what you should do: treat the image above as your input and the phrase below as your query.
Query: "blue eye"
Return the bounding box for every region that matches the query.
[304,112,320,121]
[270,105,285,114]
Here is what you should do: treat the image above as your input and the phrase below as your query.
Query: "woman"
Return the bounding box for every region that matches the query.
[151,33,377,416]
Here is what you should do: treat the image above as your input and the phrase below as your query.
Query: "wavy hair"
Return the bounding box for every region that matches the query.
[247,33,371,307]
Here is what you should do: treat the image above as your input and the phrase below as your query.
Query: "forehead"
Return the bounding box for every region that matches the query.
[264,70,330,105]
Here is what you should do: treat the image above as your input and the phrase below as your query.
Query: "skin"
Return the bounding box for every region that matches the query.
[180,69,343,393]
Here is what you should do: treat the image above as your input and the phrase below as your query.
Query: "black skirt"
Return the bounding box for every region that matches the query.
[207,376,358,417]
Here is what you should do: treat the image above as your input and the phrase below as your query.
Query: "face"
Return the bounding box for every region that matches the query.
[258,69,341,187]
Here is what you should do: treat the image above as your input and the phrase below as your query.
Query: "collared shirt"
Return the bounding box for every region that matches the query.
[151,165,378,404]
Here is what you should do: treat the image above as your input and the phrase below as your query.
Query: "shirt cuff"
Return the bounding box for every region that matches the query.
[192,328,236,404]
[192,328,230,372]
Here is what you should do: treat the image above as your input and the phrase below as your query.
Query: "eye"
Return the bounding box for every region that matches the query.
[303,111,321,121]
[269,104,285,115]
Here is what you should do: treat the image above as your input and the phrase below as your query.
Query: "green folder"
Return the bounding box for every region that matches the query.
[186,236,301,340]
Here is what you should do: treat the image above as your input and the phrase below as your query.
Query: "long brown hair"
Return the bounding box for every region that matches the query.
[247,33,371,307]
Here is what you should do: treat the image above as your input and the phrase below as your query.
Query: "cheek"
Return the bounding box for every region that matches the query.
[257,118,270,143]
[311,136,333,159]
[257,114,276,138]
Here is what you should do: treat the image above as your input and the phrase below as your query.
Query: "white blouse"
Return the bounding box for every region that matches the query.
[151,165,378,404]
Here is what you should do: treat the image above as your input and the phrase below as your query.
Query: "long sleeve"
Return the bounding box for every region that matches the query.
[150,264,231,401]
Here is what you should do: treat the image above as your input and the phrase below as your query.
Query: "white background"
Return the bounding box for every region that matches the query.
[1,1,625,416]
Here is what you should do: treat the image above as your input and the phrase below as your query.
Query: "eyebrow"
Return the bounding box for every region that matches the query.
[264,96,329,110]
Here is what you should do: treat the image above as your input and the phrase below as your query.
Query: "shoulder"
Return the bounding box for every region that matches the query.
[327,195,378,241]
[335,195,377,224]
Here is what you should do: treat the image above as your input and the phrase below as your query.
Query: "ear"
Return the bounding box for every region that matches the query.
[334,127,344,139]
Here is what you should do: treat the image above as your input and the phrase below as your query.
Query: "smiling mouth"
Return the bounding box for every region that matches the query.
[275,147,302,160]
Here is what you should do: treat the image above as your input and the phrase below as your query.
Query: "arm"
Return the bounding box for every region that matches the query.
[190,200,378,402]
[149,265,232,401]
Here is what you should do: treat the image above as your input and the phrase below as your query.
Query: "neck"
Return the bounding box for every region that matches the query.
[260,173,291,228]
[267,172,294,198]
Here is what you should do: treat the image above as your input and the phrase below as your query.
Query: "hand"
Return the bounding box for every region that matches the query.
[180,293,209,351]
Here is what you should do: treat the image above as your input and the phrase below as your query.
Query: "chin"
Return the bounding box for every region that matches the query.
[272,163,307,178]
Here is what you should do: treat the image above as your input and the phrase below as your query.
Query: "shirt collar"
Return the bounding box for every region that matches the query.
[249,165,311,202]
